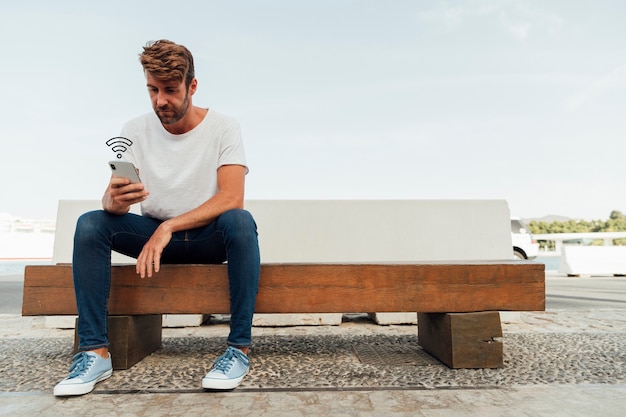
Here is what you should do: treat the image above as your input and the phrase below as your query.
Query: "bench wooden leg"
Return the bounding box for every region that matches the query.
[74,315,162,370]
[417,312,503,369]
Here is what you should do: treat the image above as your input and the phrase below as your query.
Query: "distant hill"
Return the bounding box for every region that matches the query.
[523,215,574,223]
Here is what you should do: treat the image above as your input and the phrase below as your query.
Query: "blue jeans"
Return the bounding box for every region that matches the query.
[72,209,260,351]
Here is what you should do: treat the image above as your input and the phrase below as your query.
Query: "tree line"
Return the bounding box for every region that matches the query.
[528,210,626,247]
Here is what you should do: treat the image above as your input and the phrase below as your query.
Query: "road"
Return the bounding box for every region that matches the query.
[546,275,626,309]
[0,280,23,314]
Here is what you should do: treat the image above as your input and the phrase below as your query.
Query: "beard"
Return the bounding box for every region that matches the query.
[155,93,190,125]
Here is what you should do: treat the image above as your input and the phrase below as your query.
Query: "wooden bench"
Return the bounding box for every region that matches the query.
[22,199,545,370]
[23,261,543,369]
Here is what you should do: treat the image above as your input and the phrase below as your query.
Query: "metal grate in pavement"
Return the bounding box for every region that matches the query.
[351,341,439,367]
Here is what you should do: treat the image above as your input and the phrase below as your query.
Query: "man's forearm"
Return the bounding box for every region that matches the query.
[160,191,244,233]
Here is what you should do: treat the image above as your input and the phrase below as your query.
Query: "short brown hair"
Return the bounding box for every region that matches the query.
[139,40,195,87]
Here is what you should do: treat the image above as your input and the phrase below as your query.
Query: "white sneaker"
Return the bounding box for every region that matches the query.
[54,351,112,396]
[202,347,250,390]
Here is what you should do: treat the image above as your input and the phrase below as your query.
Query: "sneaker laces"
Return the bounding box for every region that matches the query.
[212,347,244,373]
[67,352,95,379]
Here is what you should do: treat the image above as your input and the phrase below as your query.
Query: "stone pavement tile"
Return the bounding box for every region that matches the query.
[3,332,625,393]
[3,310,626,416]
[503,309,626,334]
[3,308,626,393]
[2,385,626,417]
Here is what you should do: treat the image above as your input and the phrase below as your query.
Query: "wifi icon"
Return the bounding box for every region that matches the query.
[106,136,133,159]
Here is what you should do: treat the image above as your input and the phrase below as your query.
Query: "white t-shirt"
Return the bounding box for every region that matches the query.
[120,109,247,220]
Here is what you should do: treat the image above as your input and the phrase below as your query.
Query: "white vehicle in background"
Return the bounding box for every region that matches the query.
[511,217,539,260]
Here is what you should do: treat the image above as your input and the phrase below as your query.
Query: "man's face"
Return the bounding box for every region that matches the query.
[146,72,194,125]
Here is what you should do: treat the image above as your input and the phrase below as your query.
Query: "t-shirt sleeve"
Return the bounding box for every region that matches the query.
[218,120,248,174]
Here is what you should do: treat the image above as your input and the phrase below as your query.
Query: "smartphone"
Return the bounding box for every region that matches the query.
[108,161,141,183]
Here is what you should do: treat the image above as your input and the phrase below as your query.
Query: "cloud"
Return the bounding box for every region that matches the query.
[417,0,562,41]
[497,12,532,41]
[416,2,475,29]
[564,62,626,112]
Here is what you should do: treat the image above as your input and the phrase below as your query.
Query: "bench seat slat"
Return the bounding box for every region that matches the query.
[22,261,544,316]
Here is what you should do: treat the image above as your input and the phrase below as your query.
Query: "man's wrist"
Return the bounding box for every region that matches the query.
[160,219,175,233]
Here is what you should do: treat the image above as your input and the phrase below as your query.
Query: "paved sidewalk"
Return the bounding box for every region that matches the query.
[2,385,625,417]
[2,309,626,416]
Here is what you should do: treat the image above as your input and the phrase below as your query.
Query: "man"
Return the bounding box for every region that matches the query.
[54,40,261,396]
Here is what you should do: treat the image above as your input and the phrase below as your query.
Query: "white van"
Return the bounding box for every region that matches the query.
[511,217,539,260]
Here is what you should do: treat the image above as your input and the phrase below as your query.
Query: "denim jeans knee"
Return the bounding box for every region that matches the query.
[73,211,159,350]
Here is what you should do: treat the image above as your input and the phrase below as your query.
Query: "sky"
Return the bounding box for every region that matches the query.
[1,0,625,221]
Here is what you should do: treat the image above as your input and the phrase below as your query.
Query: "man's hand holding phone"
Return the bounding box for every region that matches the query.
[103,161,149,214]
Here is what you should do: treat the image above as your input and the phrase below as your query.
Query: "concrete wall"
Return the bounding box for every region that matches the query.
[53,199,513,264]
[559,246,626,276]
[246,199,512,263]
